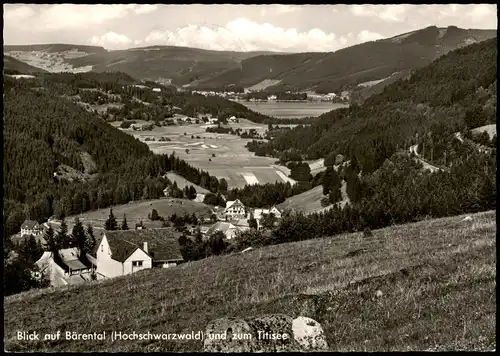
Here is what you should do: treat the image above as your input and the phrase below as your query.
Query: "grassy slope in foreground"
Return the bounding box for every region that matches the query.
[4,210,496,352]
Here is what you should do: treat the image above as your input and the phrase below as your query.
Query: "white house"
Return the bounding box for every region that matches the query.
[20,220,43,237]
[253,206,282,229]
[267,95,277,101]
[224,199,246,220]
[253,206,282,220]
[92,229,184,279]
[152,88,162,92]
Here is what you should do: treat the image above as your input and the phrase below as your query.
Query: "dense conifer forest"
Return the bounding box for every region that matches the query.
[3,73,315,237]
[246,38,497,173]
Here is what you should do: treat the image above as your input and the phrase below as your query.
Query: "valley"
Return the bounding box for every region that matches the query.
[3,12,497,353]
[111,119,297,188]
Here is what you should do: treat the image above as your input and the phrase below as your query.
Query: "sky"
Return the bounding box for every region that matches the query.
[3,4,497,52]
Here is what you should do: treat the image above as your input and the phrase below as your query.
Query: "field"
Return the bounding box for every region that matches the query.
[111,120,297,189]
[238,101,348,119]
[60,197,213,231]
[277,181,349,214]
[471,124,496,140]
[165,172,210,194]
[4,210,496,352]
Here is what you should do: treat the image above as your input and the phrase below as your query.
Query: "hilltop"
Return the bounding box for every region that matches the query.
[192,26,496,92]
[5,26,495,92]
[4,43,107,54]
[4,210,496,352]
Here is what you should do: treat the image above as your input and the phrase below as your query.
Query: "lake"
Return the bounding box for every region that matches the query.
[237,101,349,119]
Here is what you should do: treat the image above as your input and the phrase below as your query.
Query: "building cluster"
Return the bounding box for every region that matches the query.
[33,228,184,287]
[202,199,283,240]
[19,196,283,288]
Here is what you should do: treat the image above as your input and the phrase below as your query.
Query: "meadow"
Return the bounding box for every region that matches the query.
[111,120,297,189]
[60,197,213,232]
[4,210,496,352]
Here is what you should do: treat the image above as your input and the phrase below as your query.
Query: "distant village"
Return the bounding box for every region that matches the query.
[14,194,283,288]
[190,89,350,103]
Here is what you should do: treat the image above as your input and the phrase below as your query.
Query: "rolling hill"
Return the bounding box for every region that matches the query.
[195,26,496,93]
[255,37,497,173]
[4,55,48,74]
[2,72,230,236]
[5,26,495,92]
[4,210,496,351]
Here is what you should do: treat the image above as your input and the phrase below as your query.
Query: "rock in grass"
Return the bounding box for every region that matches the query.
[203,314,327,352]
[292,316,328,351]
[204,317,254,352]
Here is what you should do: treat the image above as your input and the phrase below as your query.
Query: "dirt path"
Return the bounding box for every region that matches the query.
[409,144,444,173]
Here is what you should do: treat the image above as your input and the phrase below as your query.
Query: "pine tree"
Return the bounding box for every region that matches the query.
[56,218,69,249]
[105,208,118,230]
[150,209,159,221]
[44,225,56,253]
[84,224,96,254]
[248,216,258,229]
[121,214,129,230]
[71,218,86,256]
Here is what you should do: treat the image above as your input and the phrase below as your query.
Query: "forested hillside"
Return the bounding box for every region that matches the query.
[237,38,497,247]
[3,75,226,236]
[4,55,49,74]
[196,26,496,93]
[3,72,314,237]
[248,38,497,173]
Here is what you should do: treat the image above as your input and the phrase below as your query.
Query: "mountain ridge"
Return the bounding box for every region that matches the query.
[4,26,496,92]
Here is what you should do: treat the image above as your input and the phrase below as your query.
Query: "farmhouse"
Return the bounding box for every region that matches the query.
[206,222,239,240]
[253,206,282,220]
[224,199,246,220]
[253,206,282,228]
[20,219,43,237]
[35,247,95,287]
[91,229,183,279]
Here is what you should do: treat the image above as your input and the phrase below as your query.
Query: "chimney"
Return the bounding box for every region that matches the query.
[143,242,148,253]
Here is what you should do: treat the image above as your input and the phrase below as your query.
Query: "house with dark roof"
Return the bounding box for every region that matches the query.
[91,229,184,279]
[20,219,43,237]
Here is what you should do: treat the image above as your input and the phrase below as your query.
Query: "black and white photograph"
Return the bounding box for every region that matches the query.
[3,3,497,352]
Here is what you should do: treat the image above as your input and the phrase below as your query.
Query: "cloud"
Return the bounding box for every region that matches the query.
[260,4,300,17]
[141,18,342,52]
[350,5,409,22]
[133,5,158,14]
[357,30,384,42]
[468,4,496,22]
[3,5,36,23]
[90,32,133,49]
[6,4,158,32]
[274,5,300,14]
